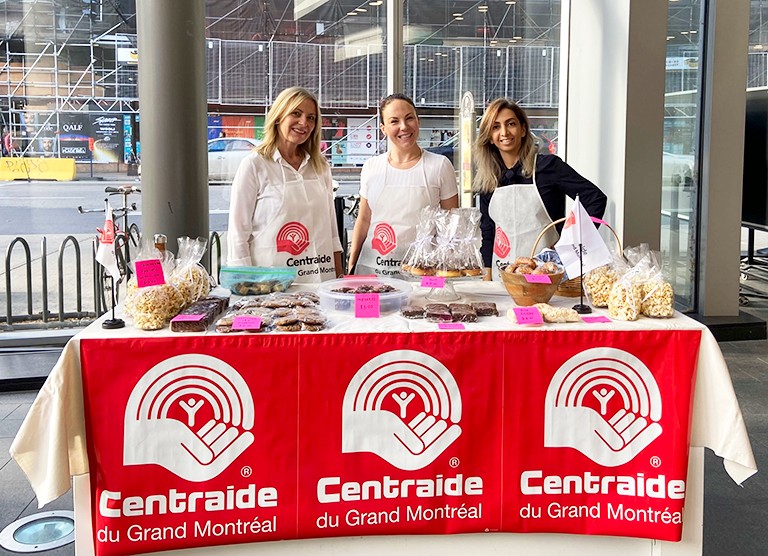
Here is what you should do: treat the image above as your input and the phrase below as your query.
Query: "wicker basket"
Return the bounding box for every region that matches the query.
[530,217,621,298]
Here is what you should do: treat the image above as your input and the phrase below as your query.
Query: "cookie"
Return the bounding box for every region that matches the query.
[276,323,302,332]
[301,322,325,332]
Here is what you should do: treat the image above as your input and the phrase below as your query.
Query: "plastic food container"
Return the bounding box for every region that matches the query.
[317,277,412,314]
[220,265,297,295]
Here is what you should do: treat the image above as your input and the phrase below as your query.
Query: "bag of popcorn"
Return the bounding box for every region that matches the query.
[583,255,629,308]
[169,236,215,306]
[125,236,184,330]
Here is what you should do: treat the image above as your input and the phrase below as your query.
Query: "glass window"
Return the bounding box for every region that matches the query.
[208,139,226,152]
[661,0,704,312]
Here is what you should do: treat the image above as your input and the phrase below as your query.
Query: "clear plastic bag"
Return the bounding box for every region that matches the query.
[169,236,215,305]
[124,236,184,330]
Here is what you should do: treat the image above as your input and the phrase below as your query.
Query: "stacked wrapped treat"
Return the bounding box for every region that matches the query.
[401,206,484,278]
[582,244,675,321]
[215,292,326,333]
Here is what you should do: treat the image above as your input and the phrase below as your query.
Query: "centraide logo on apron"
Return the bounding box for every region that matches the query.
[544,348,663,467]
[371,222,397,256]
[123,354,255,482]
[342,350,462,470]
[493,226,510,258]
[276,221,310,256]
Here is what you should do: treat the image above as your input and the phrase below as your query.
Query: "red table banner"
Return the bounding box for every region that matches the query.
[80,329,700,556]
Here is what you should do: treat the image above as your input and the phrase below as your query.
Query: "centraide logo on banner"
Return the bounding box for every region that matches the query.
[371,223,397,256]
[544,348,663,467]
[123,354,255,482]
[276,221,310,256]
[342,350,462,470]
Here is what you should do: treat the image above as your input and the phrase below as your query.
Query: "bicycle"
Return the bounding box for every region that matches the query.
[78,185,141,311]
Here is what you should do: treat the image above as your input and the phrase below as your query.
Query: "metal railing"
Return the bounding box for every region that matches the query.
[2,231,223,332]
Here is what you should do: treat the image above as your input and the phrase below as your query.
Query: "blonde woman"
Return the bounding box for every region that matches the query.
[347,93,459,276]
[473,98,606,281]
[227,87,343,281]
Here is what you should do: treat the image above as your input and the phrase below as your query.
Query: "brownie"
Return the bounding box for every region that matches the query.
[449,303,477,323]
[171,296,229,332]
[401,305,425,319]
[425,303,453,323]
[471,302,499,317]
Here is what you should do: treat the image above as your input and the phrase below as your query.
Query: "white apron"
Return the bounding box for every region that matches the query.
[356,156,432,277]
[248,162,336,283]
[488,159,558,281]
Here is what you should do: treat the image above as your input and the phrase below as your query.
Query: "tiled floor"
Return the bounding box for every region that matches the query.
[0,324,767,555]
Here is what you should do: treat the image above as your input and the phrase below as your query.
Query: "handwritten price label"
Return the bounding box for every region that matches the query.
[135,259,165,288]
[524,273,552,284]
[438,322,465,330]
[582,315,612,323]
[355,293,380,318]
[170,314,206,322]
[232,316,263,330]
[421,276,447,288]
[513,307,544,325]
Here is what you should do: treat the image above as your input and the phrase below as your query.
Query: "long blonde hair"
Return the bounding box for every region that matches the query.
[257,87,327,173]
[472,98,538,194]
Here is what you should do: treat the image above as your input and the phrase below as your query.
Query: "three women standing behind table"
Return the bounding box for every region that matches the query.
[473,98,607,281]
[227,87,343,282]
[347,94,459,276]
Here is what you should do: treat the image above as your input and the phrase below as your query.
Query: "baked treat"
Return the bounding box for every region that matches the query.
[471,302,498,317]
[276,323,302,332]
[449,303,477,322]
[401,305,425,319]
[534,303,580,323]
[301,322,325,332]
[462,267,483,277]
[170,296,229,332]
[437,269,462,278]
[425,303,452,323]
[514,257,538,268]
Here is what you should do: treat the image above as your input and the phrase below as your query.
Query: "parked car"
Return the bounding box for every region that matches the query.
[208,137,261,182]
[425,131,557,166]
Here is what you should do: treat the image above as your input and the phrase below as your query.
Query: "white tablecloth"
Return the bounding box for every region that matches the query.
[10,282,757,507]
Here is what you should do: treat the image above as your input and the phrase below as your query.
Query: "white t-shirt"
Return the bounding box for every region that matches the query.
[227,150,342,266]
[359,150,457,208]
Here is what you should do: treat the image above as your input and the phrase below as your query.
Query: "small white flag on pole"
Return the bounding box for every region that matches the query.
[554,195,612,278]
[96,204,121,281]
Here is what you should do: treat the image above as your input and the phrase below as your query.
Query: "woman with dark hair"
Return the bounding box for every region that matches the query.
[473,98,607,281]
[227,86,343,281]
[347,93,459,276]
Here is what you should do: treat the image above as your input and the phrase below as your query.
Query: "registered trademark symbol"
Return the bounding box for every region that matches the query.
[650,456,662,468]
[241,466,252,477]
[449,457,460,468]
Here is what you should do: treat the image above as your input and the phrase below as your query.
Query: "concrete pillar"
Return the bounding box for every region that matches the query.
[561,0,667,250]
[136,0,208,254]
[697,0,750,317]
[387,0,403,94]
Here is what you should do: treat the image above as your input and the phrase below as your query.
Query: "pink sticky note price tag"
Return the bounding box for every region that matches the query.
[421,276,447,288]
[524,273,552,284]
[513,307,544,325]
[170,314,206,322]
[232,316,263,330]
[582,315,612,323]
[355,293,380,318]
[438,322,465,330]
[135,259,165,287]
